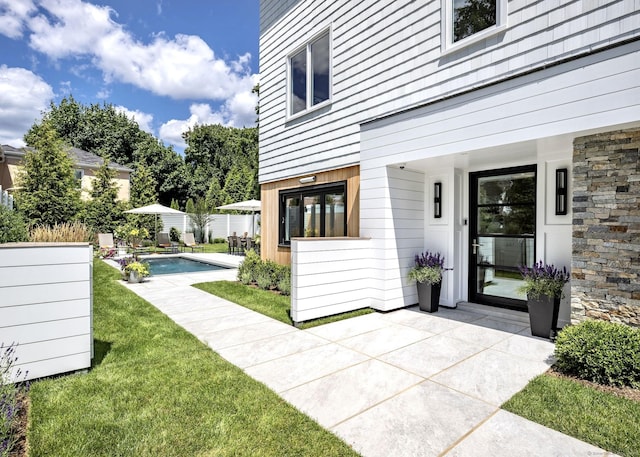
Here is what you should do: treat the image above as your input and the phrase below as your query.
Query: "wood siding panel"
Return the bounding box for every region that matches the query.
[260,165,359,264]
[259,0,640,183]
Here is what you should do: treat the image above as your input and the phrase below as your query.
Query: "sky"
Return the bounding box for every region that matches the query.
[0,0,259,153]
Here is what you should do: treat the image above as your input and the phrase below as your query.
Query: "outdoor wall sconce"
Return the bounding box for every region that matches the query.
[299,175,316,184]
[434,182,442,218]
[555,168,568,215]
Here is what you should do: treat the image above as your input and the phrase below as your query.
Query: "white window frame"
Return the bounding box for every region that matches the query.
[441,0,507,54]
[286,28,332,120]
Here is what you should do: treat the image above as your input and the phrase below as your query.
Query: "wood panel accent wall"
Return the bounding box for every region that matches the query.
[260,165,360,265]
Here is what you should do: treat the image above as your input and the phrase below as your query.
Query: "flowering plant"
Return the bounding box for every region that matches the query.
[519,261,570,299]
[408,251,444,285]
[124,261,150,277]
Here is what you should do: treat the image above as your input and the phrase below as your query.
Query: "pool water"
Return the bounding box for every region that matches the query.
[145,257,228,275]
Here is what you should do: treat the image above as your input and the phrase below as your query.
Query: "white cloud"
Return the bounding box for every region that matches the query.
[115,105,154,134]
[0,65,53,146]
[158,88,258,149]
[0,0,35,39]
[1,0,257,102]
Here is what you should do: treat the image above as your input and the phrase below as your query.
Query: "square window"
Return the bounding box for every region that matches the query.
[279,182,346,245]
[443,0,506,52]
[287,30,331,117]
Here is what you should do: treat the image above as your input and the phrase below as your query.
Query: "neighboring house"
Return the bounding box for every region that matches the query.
[0,144,132,201]
[259,0,640,326]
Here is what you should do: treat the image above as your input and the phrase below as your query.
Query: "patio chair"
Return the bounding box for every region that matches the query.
[97,233,114,249]
[227,235,240,255]
[182,232,204,253]
[157,232,174,253]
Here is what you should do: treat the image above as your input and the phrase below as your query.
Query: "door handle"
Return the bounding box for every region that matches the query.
[472,239,482,255]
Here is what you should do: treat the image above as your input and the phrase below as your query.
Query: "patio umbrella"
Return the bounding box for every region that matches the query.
[216,199,261,237]
[124,203,185,244]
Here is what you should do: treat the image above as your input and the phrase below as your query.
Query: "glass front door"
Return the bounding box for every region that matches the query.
[469,166,536,310]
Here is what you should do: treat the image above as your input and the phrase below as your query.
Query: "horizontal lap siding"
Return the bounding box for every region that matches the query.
[259,0,640,183]
[0,244,92,382]
[291,238,372,322]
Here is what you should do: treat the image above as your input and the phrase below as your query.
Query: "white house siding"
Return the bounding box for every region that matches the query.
[0,243,93,382]
[259,0,640,184]
[360,41,640,322]
[291,237,372,323]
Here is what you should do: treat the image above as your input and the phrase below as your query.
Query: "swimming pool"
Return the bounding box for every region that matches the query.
[145,257,229,275]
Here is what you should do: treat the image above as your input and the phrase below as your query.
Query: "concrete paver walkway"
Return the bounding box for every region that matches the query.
[118,255,617,457]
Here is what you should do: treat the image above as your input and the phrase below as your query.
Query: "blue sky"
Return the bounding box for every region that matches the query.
[0,0,259,152]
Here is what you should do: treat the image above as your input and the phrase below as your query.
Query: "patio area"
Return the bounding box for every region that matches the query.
[122,257,614,457]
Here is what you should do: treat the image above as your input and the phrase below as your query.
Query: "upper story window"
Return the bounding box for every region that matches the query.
[74,169,84,188]
[443,0,506,52]
[288,30,331,118]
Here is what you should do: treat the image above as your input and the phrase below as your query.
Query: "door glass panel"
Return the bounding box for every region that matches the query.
[325,192,345,237]
[285,196,300,242]
[471,168,536,308]
[303,195,321,237]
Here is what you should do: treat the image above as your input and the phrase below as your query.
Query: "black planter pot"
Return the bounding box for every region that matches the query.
[417,281,441,313]
[527,294,561,339]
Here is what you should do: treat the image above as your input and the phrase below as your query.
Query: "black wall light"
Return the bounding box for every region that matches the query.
[555,168,568,215]
[434,182,442,218]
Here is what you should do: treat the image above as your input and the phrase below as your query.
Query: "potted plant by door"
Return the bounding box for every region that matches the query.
[408,251,444,313]
[519,261,570,339]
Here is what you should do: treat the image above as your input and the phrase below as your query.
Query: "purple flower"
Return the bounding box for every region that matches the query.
[414,251,445,269]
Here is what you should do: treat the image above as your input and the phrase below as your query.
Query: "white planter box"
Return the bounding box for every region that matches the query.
[0,243,93,382]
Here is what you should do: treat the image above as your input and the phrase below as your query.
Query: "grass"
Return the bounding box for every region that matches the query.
[27,260,360,457]
[503,373,640,456]
[193,281,374,329]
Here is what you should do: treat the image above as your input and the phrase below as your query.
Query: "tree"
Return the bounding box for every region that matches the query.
[83,158,126,234]
[0,205,29,243]
[17,122,81,226]
[186,198,212,243]
[128,165,161,239]
[182,124,259,201]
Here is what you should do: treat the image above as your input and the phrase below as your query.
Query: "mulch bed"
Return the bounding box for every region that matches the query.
[8,393,28,457]
[547,367,640,402]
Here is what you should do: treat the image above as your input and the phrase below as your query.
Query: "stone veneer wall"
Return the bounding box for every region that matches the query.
[571,127,640,327]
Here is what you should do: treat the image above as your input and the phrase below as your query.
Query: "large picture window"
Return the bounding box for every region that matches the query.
[279,182,346,246]
[288,30,331,117]
[442,0,506,51]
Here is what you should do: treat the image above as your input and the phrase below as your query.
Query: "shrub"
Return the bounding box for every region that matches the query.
[1,343,29,457]
[169,227,181,242]
[256,271,272,290]
[277,274,291,296]
[554,320,640,388]
[0,206,28,244]
[239,272,252,285]
[237,249,261,284]
[30,221,91,242]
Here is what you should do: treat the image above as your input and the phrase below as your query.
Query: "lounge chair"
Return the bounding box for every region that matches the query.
[98,233,114,249]
[182,232,204,253]
[157,232,175,253]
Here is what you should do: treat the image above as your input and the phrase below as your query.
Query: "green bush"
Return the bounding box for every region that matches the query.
[0,206,28,243]
[277,274,291,296]
[554,320,640,388]
[237,249,261,283]
[256,271,272,290]
[169,227,181,242]
[237,250,292,294]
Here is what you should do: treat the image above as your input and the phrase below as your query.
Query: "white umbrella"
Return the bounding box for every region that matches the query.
[124,203,184,244]
[217,199,261,236]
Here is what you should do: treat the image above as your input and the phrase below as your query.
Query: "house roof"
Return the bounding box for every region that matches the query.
[0,144,133,173]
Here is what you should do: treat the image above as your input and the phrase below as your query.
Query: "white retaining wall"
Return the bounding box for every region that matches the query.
[291,237,372,323]
[0,243,93,382]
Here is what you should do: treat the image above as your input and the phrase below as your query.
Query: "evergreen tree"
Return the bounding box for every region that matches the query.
[17,122,81,226]
[83,158,126,233]
[128,165,160,239]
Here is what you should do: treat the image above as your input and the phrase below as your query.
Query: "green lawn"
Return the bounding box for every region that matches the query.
[503,374,640,456]
[27,260,359,457]
[193,281,374,329]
